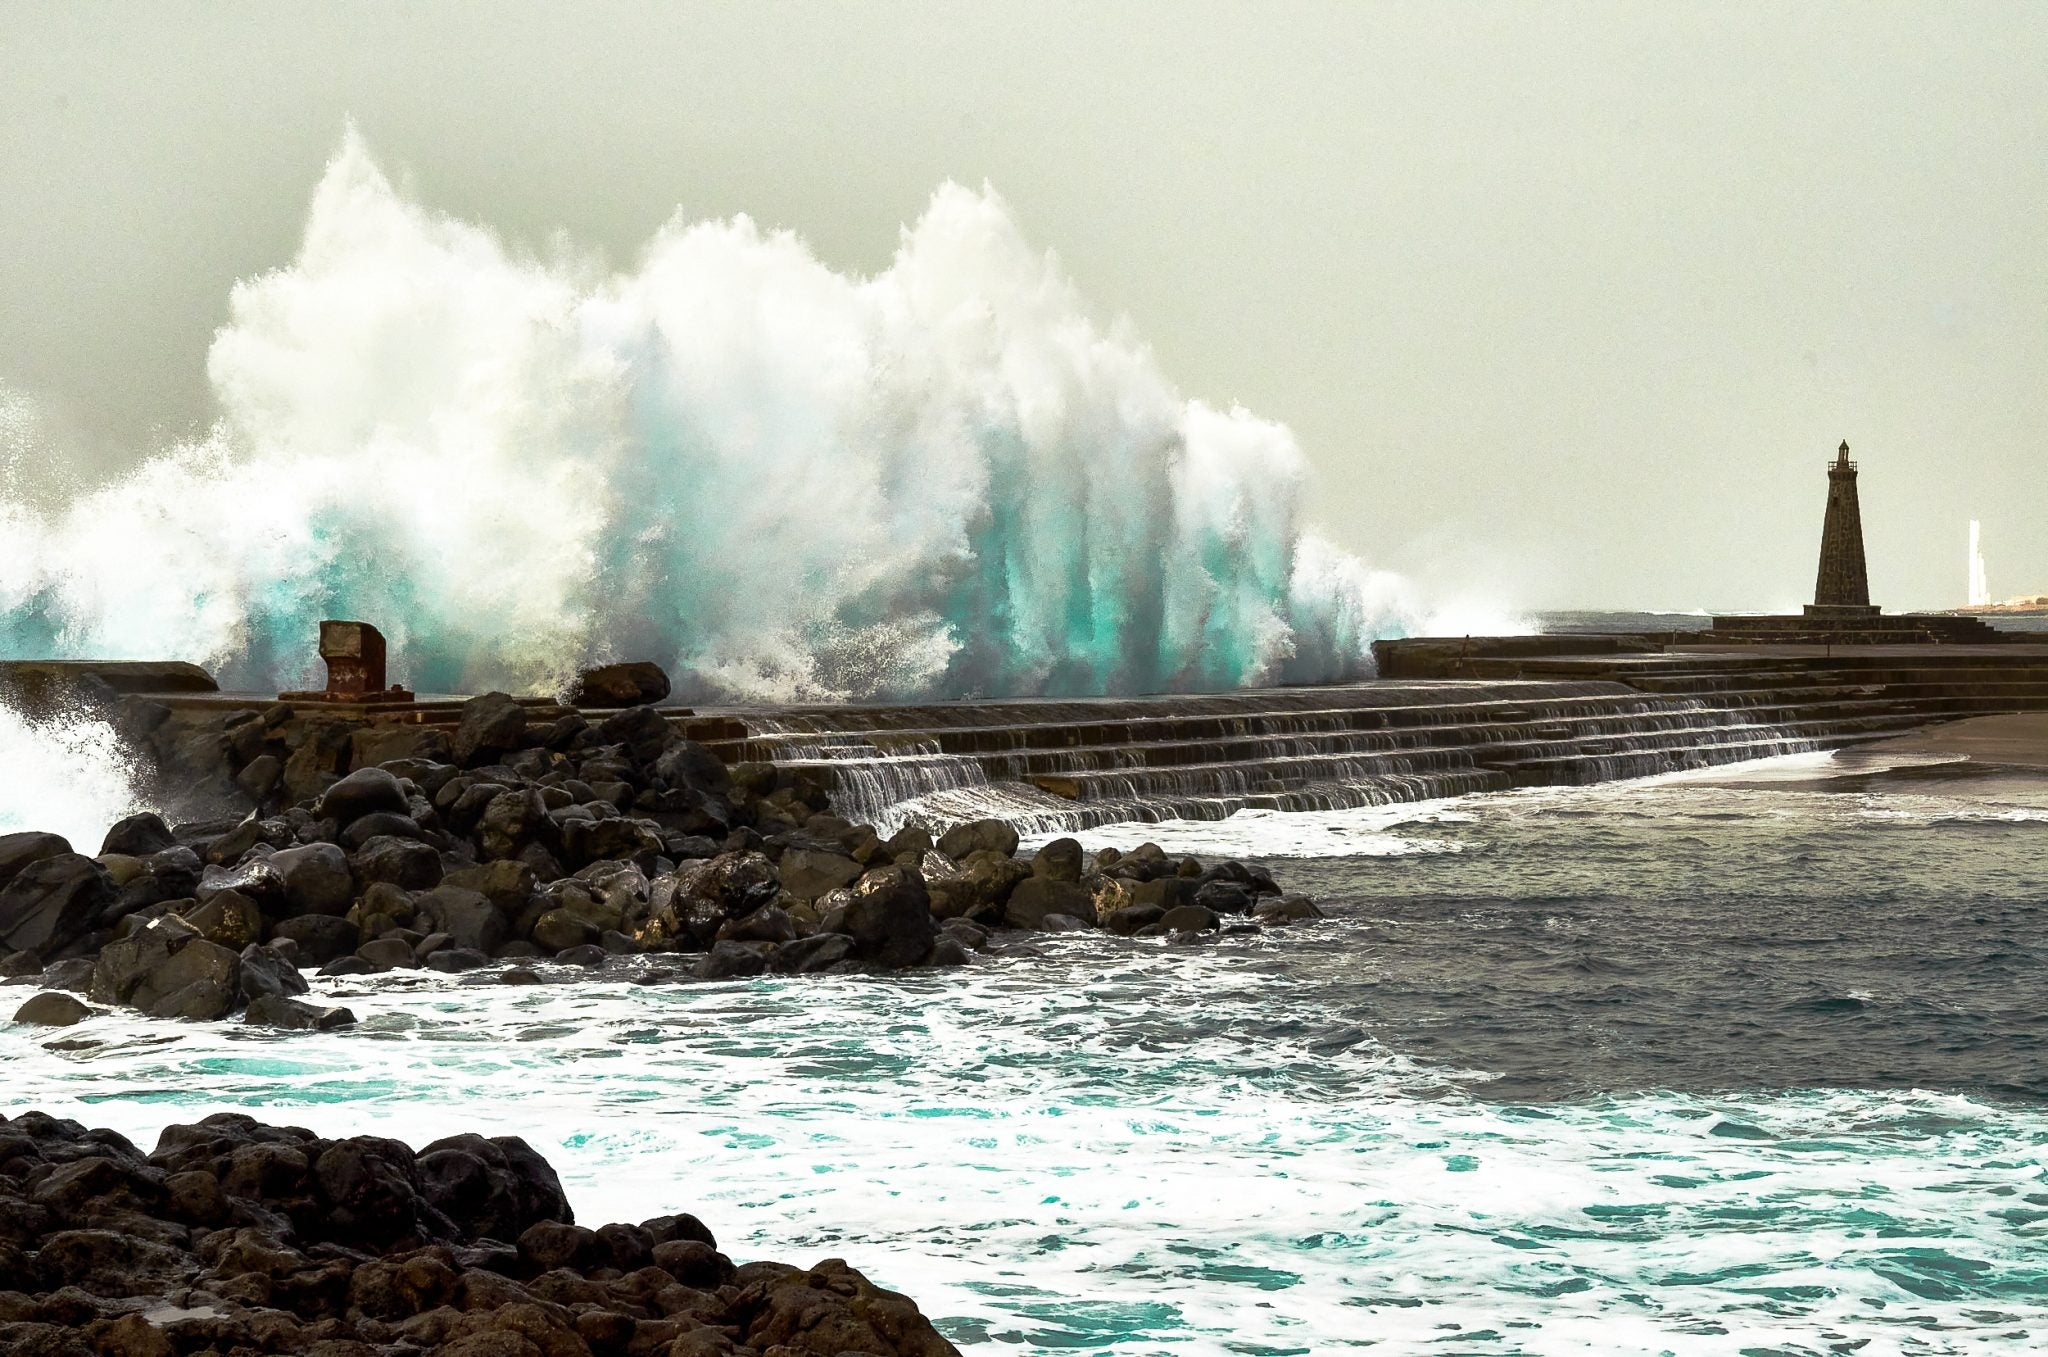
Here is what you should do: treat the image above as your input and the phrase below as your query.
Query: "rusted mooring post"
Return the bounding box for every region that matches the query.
[279,620,414,703]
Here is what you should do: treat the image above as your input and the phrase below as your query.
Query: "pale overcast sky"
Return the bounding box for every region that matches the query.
[2,1,2042,612]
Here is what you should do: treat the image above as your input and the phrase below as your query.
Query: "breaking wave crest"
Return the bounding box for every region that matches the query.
[0,130,1460,702]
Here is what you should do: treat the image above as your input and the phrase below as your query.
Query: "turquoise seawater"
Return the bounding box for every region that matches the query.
[5,756,2047,1354]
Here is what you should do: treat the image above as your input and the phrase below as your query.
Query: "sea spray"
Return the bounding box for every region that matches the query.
[0,699,149,848]
[0,130,1444,702]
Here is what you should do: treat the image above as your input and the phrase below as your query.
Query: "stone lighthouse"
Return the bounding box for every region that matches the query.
[1807,440,1875,617]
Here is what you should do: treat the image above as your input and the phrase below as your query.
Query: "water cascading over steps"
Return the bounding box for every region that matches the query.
[700,678,1912,836]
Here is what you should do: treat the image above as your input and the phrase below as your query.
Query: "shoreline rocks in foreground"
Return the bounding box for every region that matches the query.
[0,1107,959,1356]
[3,694,1323,1028]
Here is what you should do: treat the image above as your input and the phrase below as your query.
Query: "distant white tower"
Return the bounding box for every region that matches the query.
[1968,520,1990,607]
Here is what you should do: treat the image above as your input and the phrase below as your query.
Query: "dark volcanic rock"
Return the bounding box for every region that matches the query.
[453,692,530,766]
[568,660,671,708]
[236,943,309,1003]
[243,994,356,1030]
[98,812,176,858]
[0,829,72,888]
[268,914,360,965]
[267,842,356,916]
[1004,876,1094,931]
[827,865,936,968]
[12,990,93,1026]
[350,835,443,891]
[0,853,116,958]
[937,817,1020,860]
[413,885,507,955]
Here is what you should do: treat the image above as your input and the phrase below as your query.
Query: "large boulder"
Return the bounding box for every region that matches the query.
[568,662,671,708]
[441,860,536,915]
[1030,837,1085,883]
[268,914,359,965]
[453,692,530,767]
[317,767,412,826]
[177,889,266,949]
[826,865,936,969]
[236,944,309,1003]
[0,853,116,958]
[412,886,507,955]
[1003,876,1095,931]
[415,1132,572,1242]
[0,830,72,888]
[476,788,547,860]
[595,704,673,768]
[777,848,863,902]
[244,994,356,1031]
[90,914,202,1004]
[13,991,93,1026]
[730,1257,960,1357]
[267,842,356,916]
[925,849,1029,922]
[653,738,733,798]
[99,813,176,858]
[556,816,665,871]
[133,938,241,1020]
[350,836,443,891]
[937,818,1020,861]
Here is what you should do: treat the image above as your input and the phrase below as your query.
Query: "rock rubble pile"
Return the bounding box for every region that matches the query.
[0,1108,959,1356]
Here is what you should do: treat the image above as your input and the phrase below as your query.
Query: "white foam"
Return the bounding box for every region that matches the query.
[0,699,149,849]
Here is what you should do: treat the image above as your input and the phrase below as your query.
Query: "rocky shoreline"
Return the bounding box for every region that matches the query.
[0,1107,959,1356]
[3,693,1322,1029]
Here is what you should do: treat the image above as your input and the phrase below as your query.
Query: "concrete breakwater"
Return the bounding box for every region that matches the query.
[689,639,2048,834]
[11,637,2048,843]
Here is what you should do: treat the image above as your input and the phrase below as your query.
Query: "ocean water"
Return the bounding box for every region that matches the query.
[7,752,2046,1354]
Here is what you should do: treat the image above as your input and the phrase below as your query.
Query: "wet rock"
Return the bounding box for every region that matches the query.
[695,940,771,980]
[653,738,734,798]
[0,830,72,889]
[90,914,203,1005]
[1003,876,1094,931]
[413,886,507,955]
[777,848,863,902]
[1253,894,1323,925]
[454,693,531,767]
[133,938,240,1019]
[927,936,970,968]
[1030,837,1085,883]
[477,789,548,861]
[13,991,92,1026]
[349,724,453,770]
[568,661,671,708]
[556,816,664,871]
[340,811,426,850]
[357,937,418,972]
[99,813,176,859]
[1039,912,1091,932]
[39,955,95,993]
[442,859,537,915]
[718,904,797,945]
[731,1257,958,1356]
[424,947,490,973]
[244,994,357,1031]
[237,943,309,1003]
[351,836,443,892]
[1158,904,1221,934]
[936,818,1019,860]
[1193,880,1257,916]
[768,932,854,974]
[925,849,1029,923]
[0,853,117,958]
[318,955,376,977]
[270,914,360,965]
[311,765,411,826]
[530,909,596,954]
[826,865,936,969]
[268,842,356,916]
[1105,902,1167,936]
[175,888,265,950]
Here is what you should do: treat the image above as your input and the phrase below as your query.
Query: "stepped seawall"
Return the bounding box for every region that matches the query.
[18,638,2048,838]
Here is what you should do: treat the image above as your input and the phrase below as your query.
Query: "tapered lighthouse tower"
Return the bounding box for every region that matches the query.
[1807,440,1875,616]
